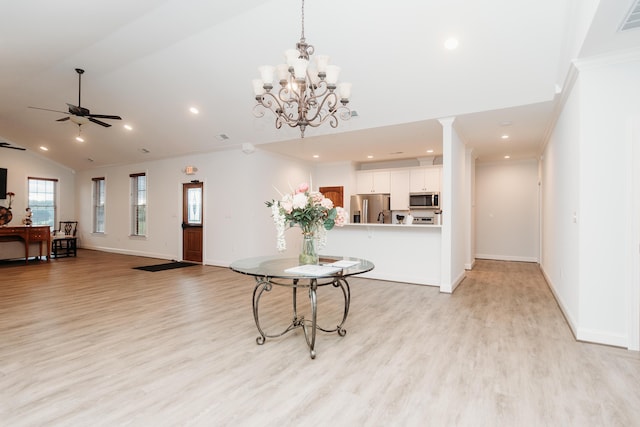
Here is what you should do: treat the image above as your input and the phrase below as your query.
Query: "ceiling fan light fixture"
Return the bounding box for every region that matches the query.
[28,68,122,129]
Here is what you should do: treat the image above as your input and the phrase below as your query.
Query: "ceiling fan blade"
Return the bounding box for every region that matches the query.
[0,142,26,151]
[56,117,70,122]
[28,106,70,115]
[88,117,111,127]
[87,114,122,120]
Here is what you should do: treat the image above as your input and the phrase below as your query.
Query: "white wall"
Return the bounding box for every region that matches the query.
[0,148,76,225]
[313,161,357,212]
[465,148,476,269]
[542,51,640,349]
[475,158,540,262]
[631,113,640,351]
[541,77,581,335]
[576,54,640,347]
[75,148,314,265]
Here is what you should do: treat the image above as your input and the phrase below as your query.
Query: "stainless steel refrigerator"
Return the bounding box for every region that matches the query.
[350,194,391,224]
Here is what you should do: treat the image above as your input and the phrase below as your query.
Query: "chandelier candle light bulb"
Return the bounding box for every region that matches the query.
[252,0,352,138]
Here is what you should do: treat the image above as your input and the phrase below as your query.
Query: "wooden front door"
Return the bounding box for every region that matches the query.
[182,182,203,263]
[319,186,344,208]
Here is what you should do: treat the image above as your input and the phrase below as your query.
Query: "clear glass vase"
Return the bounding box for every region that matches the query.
[299,233,319,265]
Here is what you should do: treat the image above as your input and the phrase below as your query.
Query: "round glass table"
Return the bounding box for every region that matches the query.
[230,255,374,359]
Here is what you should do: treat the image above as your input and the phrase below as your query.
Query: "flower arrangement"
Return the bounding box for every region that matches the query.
[266,182,347,253]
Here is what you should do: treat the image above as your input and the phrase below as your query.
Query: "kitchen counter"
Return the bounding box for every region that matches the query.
[322,224,441,286]
[343,222,441,228]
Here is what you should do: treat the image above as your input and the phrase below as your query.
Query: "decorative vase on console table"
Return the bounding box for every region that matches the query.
[0,191,14,225]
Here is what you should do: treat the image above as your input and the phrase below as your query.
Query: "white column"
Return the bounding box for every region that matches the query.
[439,117,454,292]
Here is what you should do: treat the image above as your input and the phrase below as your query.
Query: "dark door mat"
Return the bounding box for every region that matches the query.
[133,261,198,272]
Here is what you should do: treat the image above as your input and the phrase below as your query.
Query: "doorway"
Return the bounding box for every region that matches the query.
[182,182,203,263]
[319,186,344,208]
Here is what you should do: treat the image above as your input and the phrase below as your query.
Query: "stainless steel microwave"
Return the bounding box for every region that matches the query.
[409,192,439,209]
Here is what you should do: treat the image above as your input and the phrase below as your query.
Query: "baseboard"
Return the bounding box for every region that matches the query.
[576,327,628,348]
[540,265,629,349]
[540,267,578,339]
[80,244,173,261]
[440,269,466,294]
[476,253,538,263]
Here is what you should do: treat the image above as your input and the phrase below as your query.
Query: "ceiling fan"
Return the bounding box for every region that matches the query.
[29,68,122,127]
[0,142,26,151]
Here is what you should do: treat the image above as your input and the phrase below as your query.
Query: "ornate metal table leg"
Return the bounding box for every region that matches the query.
[298,278,318,359]
[292,279,299,324]
[252,278,271,345]
[309,278,318,359]
[316,277,351,336]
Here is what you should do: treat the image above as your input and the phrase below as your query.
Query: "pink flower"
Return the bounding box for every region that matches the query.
[296,183,309,194]
[311,192,323,204]
[335,207,347,226]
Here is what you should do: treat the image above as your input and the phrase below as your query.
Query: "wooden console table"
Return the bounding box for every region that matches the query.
[0,225,51,263]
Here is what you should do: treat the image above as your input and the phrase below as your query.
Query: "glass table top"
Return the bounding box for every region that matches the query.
[229,255,374,280]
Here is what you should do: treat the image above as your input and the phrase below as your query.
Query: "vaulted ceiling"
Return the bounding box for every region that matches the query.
[0,0,638,171]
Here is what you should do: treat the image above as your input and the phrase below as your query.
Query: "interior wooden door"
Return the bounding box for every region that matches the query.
[182,182,203,263]
[319,186,344,208]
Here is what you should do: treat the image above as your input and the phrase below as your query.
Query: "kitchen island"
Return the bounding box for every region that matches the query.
[321,223,441,286]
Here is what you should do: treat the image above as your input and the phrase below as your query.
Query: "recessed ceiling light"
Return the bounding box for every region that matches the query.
[40,146,48,151]
[76,136,85,143]
[312,154,319,159]
[504,155,511,159]
[367,155,374,159]
[215,134,230,141]
[124,124,133,131]
[427,149,434,153]
[189,107,199,114]
[140,148,150,154]
[501,134,509,140]
[444,37,459,50]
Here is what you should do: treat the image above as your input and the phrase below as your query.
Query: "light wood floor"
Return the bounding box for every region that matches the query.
[1,250,639,426]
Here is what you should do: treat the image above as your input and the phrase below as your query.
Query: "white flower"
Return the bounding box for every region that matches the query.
[271,203,287,251]
[320,197,333,209]
[292,193,308,210]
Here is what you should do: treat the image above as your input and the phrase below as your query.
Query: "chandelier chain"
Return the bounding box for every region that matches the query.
[300,0,305,41]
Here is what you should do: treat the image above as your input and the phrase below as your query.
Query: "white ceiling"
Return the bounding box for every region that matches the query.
[0,0,639,171]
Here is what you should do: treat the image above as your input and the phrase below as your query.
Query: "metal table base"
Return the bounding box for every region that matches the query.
[252,276,351,359]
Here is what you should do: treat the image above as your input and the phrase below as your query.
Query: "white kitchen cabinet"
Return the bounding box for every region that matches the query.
[356,170,390,194]
[390,170,410,210]
[409,166,441,192]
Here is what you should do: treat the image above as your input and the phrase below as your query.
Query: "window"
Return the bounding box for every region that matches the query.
[130,173,147,236]
[28,177,57,229]
[92,177,105,233]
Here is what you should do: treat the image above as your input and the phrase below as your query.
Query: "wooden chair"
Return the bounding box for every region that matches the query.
[52,221,78,258]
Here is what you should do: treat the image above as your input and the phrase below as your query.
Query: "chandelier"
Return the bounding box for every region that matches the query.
[252,0,352,138]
